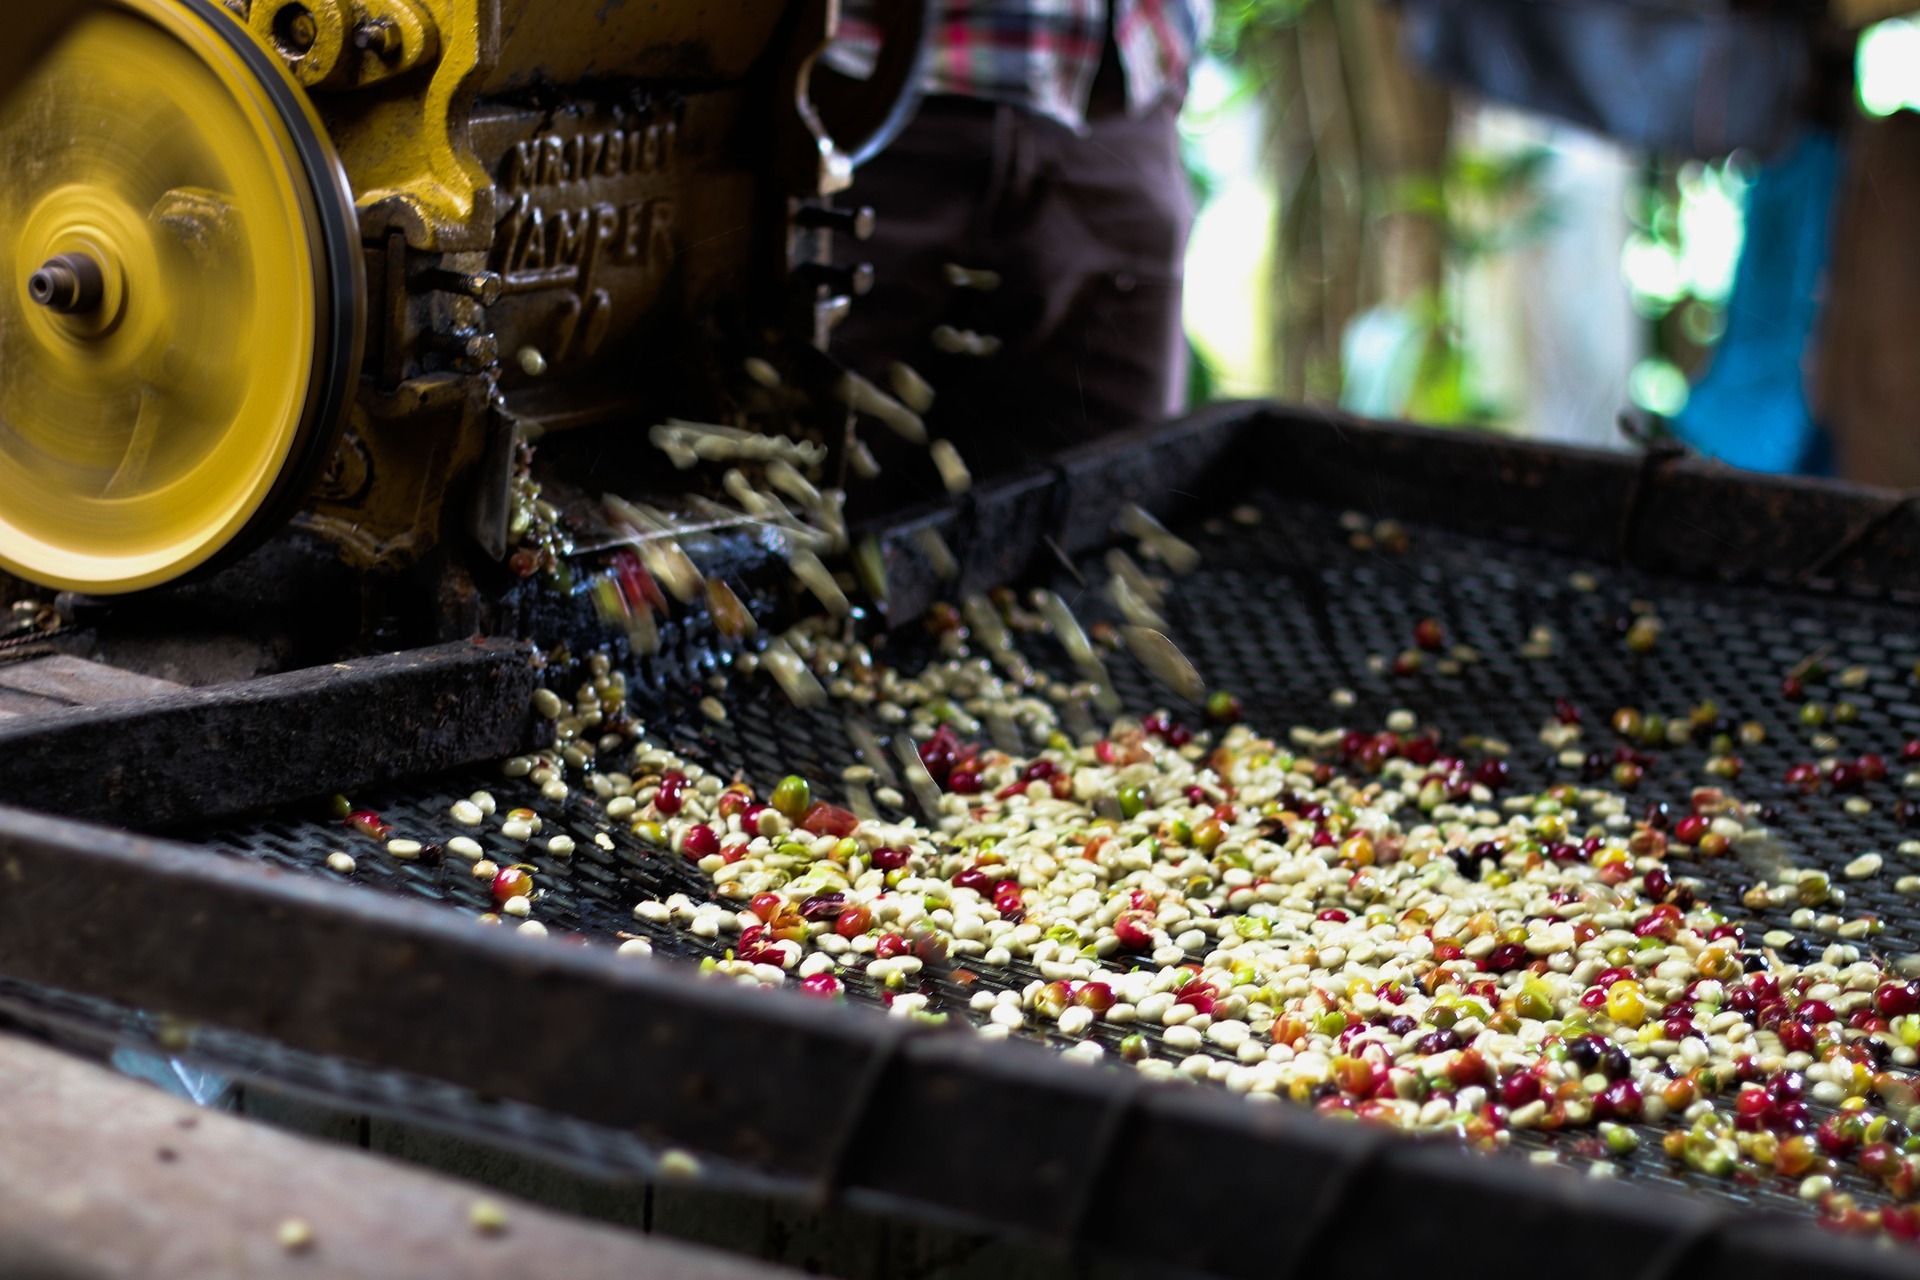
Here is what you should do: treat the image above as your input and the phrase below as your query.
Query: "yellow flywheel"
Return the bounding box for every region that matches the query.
[0,0,362,593]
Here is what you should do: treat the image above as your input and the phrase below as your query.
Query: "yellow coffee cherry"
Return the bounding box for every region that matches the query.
[1606,980,1647,1027]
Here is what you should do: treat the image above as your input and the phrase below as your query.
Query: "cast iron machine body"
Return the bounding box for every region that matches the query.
[0,0,927,600]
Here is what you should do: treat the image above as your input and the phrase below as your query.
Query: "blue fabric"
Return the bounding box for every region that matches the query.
[1401,0,1812,158]
[1673,130,1840,474]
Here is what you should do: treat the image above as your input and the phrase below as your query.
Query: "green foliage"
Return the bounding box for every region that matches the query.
[1620,154,1750,414]
[1399,145,1558,259]
[1341,145,1558,426]
[1340,291,1504,427]
[1210,0,1319,58]
[1203,1,1570,426]
[1186,339,1217,410]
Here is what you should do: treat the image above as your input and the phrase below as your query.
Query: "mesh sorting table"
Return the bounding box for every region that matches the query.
[5,403,1920,1280]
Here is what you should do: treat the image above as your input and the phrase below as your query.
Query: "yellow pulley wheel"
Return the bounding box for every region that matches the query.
[0,0,362,593]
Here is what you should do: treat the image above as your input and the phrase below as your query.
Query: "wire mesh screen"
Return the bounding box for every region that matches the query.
[177,488,1920,1235]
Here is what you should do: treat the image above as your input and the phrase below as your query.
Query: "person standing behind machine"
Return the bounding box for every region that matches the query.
[828,0,1212,484]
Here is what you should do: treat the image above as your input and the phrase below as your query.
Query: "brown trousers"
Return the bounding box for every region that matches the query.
[833,94,1194,489]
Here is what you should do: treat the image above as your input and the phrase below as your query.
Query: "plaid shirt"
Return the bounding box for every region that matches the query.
[830,0,1212,133]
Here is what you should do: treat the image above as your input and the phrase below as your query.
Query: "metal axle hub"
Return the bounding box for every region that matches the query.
[26,253,104,314]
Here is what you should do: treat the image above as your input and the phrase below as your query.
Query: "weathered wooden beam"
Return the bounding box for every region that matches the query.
[0,653,182,720]
[0,640,544,829]
[0,1031,792,1279]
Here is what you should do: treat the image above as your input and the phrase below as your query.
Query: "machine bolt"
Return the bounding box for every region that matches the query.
[351,17,400,57]
[425,328,497,369]
[27,254,104,314]
[413,268,504,306]
[271,2,318,56]
[793,261,873,298]
[456,333,498,366]
[794,204,875,242]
